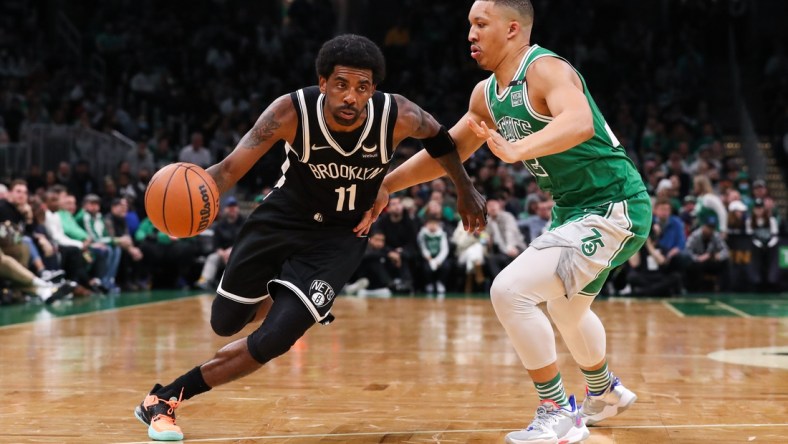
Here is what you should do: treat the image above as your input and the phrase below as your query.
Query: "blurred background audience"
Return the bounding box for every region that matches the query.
[1,0,786,304]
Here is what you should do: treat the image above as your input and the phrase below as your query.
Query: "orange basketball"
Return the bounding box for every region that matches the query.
[145,162,220,238]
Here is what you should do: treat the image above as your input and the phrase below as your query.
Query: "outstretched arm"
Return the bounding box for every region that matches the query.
[206,95,296,194]
[353,91,490,235]
[383,82,492,193]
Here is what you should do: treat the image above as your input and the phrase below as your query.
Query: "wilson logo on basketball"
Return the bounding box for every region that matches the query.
[309,280,335,308]
[197,184,212,231]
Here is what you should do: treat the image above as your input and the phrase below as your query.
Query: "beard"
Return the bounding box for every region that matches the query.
[331,105,361,126]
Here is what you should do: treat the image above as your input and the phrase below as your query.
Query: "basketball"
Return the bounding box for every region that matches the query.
[144,162,221,238]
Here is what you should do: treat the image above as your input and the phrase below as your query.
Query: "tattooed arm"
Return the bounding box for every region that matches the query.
[392,95,487,232]
[206,94,297,194]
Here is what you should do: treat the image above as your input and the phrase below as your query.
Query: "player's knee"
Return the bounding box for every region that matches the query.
[210,295,255,337]
[489,275,515,313]
[246,325,302,364]
[490,271,537,312]
[210,316,244,337]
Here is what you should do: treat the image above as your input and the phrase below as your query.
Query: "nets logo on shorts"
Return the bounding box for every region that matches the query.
[309,280,335,307]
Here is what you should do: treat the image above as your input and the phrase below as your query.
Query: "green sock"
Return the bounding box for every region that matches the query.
[582,361,611,394]
[534,372,569,408]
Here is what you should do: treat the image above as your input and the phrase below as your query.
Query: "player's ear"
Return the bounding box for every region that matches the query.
[507,20,520,38]
[318,76,328,94]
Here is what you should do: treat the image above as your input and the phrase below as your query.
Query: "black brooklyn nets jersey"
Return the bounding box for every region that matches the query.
[274,86,398,227]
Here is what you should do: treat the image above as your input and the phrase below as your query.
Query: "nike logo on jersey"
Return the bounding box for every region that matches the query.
[362,144,378,153]
[311,144,333,151]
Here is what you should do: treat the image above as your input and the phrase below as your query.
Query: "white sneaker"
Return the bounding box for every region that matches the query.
[358,287,392,298]
[506,395,589,444]
[36,281,76,305]
[40,269,65,283]
[343,278,369,296]
[580,375,637,426]
[436,281,446,296]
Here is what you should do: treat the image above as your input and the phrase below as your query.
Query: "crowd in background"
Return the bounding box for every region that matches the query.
[0,0,786,304]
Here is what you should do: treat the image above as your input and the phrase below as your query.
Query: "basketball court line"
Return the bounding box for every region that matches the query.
[661,300,686,318]
[715,301,752,318]
[114,422,788,444]
[0,294,207,330]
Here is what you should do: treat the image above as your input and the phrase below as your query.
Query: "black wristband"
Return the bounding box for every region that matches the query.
[422,125,456,158]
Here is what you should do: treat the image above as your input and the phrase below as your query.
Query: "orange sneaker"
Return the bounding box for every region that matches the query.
[133,384,184,441]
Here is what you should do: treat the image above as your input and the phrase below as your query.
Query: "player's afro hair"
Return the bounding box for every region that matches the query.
[316,34,386,84]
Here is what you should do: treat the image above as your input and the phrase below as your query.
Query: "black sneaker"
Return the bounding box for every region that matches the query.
[44,281,76,305]
[134,384,184,441]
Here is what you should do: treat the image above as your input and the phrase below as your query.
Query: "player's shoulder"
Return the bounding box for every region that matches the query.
[526,55,576,83]
[468,79,491,113]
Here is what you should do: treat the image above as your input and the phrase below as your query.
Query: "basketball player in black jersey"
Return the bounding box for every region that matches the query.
[133,34,487,441]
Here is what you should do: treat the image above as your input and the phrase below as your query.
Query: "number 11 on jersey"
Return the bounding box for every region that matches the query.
[334,184,357,211]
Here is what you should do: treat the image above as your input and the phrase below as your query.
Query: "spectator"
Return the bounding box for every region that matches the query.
[373,196,418,292]
[345,230,403,298]
[76,194,121,292]
[153,136,176,170]
[126,138,155,177]
[746,198,780,292]
[622,232,683,297]
[0,247,74,304]
[417,216,450,297]
[135,217,199,289]
[485,198,526,279]
[417,191,456,224]
[692,175,727,237]
[685,216,730,292]
[519,198,552,243]
[58,192,108,293]
[726,199,752,292]
[104,197,144,291]
[751,179,777,219]
[43,187,94,296]
[0,180,33,269]
[652,199,687,278]
[178,132,212,169]
[196,197,246,290]
[27,195,62,278]
[70,160,100,203]
[451,221,487,294]
[679,195,697,236]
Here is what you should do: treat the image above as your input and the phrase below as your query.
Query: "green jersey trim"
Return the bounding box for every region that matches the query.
[491,44,540,103]
[522,53,560,123]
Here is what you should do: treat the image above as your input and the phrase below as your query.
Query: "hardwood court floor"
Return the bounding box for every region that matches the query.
[1,292,786,443]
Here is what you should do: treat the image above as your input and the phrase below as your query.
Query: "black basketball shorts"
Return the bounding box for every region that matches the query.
[217,189,367,324]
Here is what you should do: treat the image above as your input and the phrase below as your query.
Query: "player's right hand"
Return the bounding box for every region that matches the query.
[353,185,390,237]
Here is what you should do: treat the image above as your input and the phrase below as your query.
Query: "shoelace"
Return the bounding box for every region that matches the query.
[527,401,562,430]
[151,388,184,425]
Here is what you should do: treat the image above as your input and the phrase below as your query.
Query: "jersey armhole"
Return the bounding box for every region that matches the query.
[382,93,398,163]
[288,89,309,162]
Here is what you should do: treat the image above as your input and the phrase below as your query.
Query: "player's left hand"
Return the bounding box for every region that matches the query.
[353,185,390,237]
[467,119,521,163]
